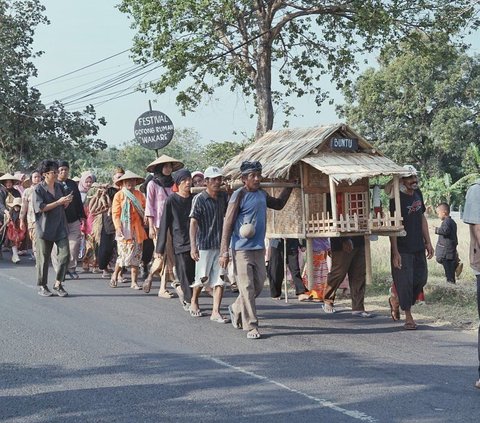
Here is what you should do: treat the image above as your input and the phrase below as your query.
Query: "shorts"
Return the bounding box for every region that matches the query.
[191,249,224,288]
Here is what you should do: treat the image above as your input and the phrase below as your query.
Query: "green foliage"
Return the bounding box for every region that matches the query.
[71,128,248,183]
[202,140,250,168]
[339,33,480,180]
[119,0,478,138]
[420,174,462,210]
[0,0,107,172]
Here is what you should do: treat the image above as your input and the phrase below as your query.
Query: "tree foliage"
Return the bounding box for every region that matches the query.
[339,33,480,180]
[119,0,478,139]
[0,0,106,171]
[75,128,208,181]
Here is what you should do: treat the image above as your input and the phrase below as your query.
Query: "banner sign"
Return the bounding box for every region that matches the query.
[134,110,174,150]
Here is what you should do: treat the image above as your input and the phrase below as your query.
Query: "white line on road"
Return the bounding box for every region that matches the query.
[206,355,377,422]
[4,274,35,289]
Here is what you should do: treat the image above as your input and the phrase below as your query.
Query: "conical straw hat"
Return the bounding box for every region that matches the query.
[146,155,184,173]
[114,170,145,187]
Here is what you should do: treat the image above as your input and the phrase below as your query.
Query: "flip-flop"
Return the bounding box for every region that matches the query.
[158,290,174,299]
[323,303,336,313]
[404,321,417,330]
[298,293,313,302]
[210,315,229,324]
[228,305,241,329]
[352,311,374,318]
[182,301,191,312]
[388,297,400,321]
[247,329,261,339]
[143,277,152,293]
[190,308,203,317]
[109,277,117,288]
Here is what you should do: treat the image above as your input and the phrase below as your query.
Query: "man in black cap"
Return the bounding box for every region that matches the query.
[156,169,196,314]
[219,160,293,339]
[52,160,85,279]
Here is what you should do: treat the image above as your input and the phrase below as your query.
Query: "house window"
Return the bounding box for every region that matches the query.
[346,192,368,218]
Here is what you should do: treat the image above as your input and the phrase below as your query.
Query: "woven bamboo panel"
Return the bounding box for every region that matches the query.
[266,187,303,235]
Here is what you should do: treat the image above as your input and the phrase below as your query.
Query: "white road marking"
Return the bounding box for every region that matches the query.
[207,355,377,422]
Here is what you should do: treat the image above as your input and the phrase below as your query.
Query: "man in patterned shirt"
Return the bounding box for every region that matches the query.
[189,166,229,322]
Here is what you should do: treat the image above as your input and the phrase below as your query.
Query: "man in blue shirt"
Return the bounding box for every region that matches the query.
[220,161,292,339]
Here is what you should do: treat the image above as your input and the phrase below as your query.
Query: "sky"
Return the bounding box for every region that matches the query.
[32,1,479,149]
[31,1,341,148]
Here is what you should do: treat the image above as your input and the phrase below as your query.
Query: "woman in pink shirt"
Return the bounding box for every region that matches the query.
[143,155,184,297]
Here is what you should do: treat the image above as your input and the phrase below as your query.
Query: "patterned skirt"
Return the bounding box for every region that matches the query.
[116,239,143,267]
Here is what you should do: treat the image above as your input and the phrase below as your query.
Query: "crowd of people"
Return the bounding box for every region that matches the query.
[1,158,479,383]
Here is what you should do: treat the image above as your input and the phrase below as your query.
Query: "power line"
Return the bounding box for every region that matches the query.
[33,48,131,88]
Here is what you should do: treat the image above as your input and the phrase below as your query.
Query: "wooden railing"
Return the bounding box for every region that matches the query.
[306,211,403,235]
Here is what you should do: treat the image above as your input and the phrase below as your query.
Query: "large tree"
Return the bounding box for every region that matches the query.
[339,33,480,179]
[119,0,478,139]
[0,0,106,171]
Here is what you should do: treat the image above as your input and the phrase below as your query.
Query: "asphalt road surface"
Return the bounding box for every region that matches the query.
[1,256,479,422]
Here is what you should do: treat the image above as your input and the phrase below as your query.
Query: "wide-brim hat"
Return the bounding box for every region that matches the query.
[7,197,22,209]
[146,155,184,173]
[115,170,145,187]
[0,173,21,184]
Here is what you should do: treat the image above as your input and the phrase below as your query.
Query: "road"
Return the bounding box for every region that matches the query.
[1,256,479,422]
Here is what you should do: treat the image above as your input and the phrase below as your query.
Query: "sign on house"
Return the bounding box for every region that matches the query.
[330,137,358,152]
[134,110,174,150]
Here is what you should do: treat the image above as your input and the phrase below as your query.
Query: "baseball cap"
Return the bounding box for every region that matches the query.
[401,165,418,178]
[204,166,223,178]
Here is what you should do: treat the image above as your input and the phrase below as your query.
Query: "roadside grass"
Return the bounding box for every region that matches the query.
[367,217,478,329]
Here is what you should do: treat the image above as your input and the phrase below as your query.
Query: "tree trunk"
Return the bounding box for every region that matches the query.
[255,43,273,140]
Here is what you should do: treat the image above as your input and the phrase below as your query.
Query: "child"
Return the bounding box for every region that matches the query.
[434,202,458,284]
[6,198,27,263]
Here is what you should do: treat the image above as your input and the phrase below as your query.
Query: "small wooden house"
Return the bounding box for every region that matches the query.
[222,124,407,284]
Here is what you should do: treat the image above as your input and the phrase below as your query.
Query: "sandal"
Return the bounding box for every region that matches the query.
[158,290,174,299]
[298,293,313,302]
[143,276,153,293]
[247,329,261,339]
[190,308,203,317]
[210,315,229,324]
[109,277,117,288]
[228,305,241,329]
[404,321,417,330]
[323,303,336,313]
[388,296,400,321]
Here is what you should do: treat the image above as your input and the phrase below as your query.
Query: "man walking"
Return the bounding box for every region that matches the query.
[219,161,293,339]
[462,178,480,389]
[52,160,85,279]
[190,166,229,322]
[322,236,373,317]
[156,169,194,313]
[389,166,434,330]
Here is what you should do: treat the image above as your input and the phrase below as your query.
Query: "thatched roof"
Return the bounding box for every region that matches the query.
[302,153,406,184]
[223,124,379,179]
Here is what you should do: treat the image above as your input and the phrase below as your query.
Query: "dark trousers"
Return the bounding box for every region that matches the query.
[142,238,154,270]
[268,245,305,297]
[175,251,195,303]
[323,246,366,311]
[392,251,428,311]
[36,237,70,286]
[442,259,456,283]
[97,228,116,271]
